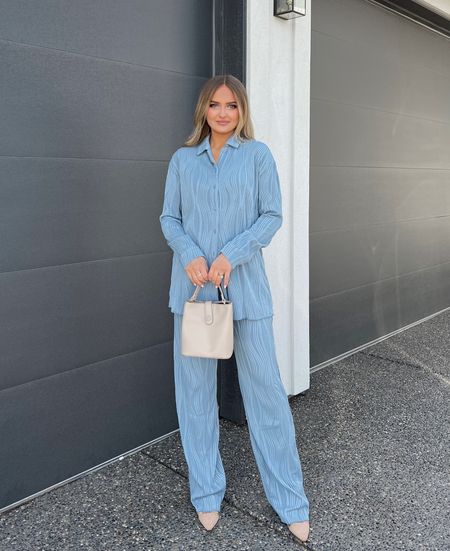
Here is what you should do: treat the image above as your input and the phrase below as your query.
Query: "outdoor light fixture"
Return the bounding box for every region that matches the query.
[274,0,306,19]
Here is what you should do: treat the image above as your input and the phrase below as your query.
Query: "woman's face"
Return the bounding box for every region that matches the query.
[206,85,240,138]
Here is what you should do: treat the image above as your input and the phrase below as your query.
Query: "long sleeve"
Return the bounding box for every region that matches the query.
[219,145,283,269]
[159,153,206,268]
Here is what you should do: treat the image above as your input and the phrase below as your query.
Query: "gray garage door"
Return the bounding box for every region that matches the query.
[309,0,450,366]
[0,1,212,510]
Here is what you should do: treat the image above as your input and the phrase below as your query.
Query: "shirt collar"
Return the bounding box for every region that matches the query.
[196,132,241,155]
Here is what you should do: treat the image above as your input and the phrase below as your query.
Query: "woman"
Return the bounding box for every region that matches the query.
[159,75,310,544]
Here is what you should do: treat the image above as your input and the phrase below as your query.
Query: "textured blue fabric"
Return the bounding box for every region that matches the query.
[173,313,310,523]
[159,132,282,320]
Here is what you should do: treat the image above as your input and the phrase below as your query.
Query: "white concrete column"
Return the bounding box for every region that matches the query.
[246,0,311,395]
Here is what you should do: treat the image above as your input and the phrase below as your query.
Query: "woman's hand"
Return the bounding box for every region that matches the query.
[208,253,232,288]
[185,256,209,287]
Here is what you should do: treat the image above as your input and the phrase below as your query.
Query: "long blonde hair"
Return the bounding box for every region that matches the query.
[184,75,255,146]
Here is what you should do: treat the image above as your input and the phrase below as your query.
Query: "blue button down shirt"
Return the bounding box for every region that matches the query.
[159,132,282,320]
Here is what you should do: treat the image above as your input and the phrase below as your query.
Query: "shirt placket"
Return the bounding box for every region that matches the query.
[209,146,227,249]
[213,158,219,243]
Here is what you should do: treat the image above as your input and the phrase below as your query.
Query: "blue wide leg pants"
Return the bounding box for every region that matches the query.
[173,313,309,524]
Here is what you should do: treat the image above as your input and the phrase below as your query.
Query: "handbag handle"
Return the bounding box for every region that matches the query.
[188,281,229,303]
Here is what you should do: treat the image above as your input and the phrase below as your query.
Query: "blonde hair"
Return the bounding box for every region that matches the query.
[184,75,255,146]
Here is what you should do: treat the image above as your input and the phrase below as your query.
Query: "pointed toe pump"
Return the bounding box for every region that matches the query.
[197,511,220,532]
[288,520,310,544]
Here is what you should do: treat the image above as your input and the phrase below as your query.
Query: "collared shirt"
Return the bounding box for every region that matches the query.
[159,131,282,320]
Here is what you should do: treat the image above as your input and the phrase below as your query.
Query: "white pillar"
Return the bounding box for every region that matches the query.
[246,0,311,395]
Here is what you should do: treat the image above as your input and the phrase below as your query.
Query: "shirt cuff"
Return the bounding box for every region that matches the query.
[180,246,206,268]
[219,242,242,270]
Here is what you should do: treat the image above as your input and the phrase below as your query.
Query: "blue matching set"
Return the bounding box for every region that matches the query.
[159,132,309,523]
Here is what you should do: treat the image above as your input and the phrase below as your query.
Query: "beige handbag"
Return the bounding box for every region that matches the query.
[181,282,233,359]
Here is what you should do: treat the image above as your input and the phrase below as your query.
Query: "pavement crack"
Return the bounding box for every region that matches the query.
[141,453,318,550]
[140,451,189,481]
[364,350,450,387]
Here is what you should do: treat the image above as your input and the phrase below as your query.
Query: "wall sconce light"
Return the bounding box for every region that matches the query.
[274,0,306,19]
